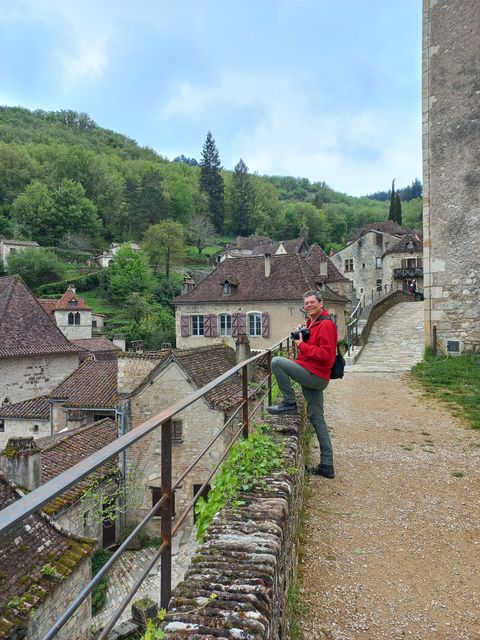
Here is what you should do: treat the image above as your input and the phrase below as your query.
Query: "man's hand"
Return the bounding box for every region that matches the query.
[293,332,303,347]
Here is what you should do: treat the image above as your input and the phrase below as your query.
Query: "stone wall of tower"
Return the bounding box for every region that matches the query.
[422,0,480,353]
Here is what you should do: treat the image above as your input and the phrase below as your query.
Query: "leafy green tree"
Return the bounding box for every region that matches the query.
[168,178,195,224]
[199,131,224,232]
[402,197,423,230]
[111,294,175,349]
[107,246,156,303]
[229,159,255,235]
[53,178,101,239]
[142,220,185,277]
[0,143,37,216]
[153,278,182,311]
[7,247,67,289]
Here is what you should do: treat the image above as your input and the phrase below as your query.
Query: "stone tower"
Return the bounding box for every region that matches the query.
[422,0,480,353]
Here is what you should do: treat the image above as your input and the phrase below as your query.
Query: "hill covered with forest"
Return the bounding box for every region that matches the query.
[0,106,422,253]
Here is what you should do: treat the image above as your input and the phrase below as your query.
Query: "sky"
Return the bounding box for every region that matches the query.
[0,0,423,197]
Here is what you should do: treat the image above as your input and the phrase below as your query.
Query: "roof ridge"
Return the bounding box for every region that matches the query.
[39,417,116,452]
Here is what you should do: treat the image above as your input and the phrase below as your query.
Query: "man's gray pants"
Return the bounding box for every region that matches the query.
[271,356,332,466]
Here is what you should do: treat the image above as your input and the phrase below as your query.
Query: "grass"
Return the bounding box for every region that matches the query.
[411,353,480,429]
[80,291,123,315]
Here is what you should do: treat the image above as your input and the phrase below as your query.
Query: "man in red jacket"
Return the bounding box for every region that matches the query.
[267,290,337,479]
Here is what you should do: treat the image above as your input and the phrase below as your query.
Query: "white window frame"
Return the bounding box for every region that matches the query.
[191,315,204,336]
[248,312,262,337]
[219,313,232,336]
[375,257,382,269]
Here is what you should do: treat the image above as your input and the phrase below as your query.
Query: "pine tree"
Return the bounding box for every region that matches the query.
[388,179,396,221]
[199,131,225,232]
[393,193,403,225]
[230,159,255,235]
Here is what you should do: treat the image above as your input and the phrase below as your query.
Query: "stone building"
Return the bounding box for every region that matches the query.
[330,222,423,300]
[0,395,52,448]
[0,474,93,639]
[38,285,93,340]
[0,276,81,406]
[118,344,260,535]
[0,237,39,267]
[304,243,354,307]
[422,0,480,353]
[174,253,349,349]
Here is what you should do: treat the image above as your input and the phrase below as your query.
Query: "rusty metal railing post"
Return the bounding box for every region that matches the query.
[267,350,273,405]
[242,364,249,438]
[432,324,437,356]
[160,418,172,609]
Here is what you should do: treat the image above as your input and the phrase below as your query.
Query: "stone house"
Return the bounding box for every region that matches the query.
[304,243,354,308]
[173,253,349,350]
[95,241,141,268]
[0,276,81,406]
[422,0,480,353]
[38,284,93,340]
[216,236,309,263]
[0,473,94,640]
[0,395,52,448]
[330,222,423,300]
[0,237,39,267]
[1,418,119,549]
[117,344,261,535]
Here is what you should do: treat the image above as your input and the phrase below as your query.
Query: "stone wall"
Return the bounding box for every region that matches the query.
[383,251,424,292]
[27,559,92,640]
[0,418,50,449]
[0,353,79,405]
[55,309,93,339]
[422,0,480,353]
[117,354,160,395]
[359,291,416,347]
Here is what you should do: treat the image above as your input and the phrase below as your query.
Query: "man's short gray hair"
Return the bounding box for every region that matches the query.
[303,290,323,302]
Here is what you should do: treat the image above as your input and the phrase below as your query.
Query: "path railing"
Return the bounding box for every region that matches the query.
[347,283,398,355]
[0,336,293,640]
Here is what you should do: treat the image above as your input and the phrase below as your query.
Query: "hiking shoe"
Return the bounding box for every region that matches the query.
[266,402,297,414]
[306,464,335,479]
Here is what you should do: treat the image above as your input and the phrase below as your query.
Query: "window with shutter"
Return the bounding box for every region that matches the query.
[248,313,262,336]
[261,312,269,337]
[210,314,217,337]
[180,315,190,337]
[220,314,231,336]
[231,313,239,337]
[238,313,246,334]
[203,315,212,337]
[192,315,204,336]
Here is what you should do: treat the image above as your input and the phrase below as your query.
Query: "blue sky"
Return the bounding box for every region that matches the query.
[0,0,422,196]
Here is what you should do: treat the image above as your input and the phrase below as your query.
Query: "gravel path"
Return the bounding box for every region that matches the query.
[299,371,480,640]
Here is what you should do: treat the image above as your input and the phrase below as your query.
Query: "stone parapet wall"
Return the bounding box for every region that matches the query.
[359,291,415,347]
[161,406,306,639]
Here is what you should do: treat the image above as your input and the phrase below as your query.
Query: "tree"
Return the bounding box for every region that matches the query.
[229,159,255,235]
[388,179,396,222]
[199,131,225,232]
[393,193,403,225]
[7,247,67,289]
[188,210,215,255]
[107,246,156,303]
[142,220,186,277]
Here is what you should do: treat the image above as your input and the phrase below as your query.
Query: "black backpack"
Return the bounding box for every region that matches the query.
[316,316,345,380]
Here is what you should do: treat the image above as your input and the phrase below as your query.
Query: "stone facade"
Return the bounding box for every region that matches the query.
[54,308,93,339]
[0,416,50,448]
[175,299,347,351]
[330,231,404,298]
[0,353,79,405]
[0,238,39,266]
[422,0,480,353]
[382,250,424,292]
[27,560,92,640]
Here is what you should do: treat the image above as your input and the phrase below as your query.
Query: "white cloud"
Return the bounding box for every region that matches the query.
[160,71,421,195]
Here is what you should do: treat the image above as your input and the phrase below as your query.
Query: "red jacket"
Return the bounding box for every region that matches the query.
[293,311,337,380]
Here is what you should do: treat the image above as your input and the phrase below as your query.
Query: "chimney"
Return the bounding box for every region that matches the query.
[113,334,126,352]
[264,253,271,278]
[182,275,195,294]
[235,333,254,381]
[329,249,334,257]
[1,437,41,491]
[68,284,76,294]
[319,261,328,277]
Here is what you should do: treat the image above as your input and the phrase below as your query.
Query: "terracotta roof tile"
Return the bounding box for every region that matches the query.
[0,475,93,638]
[54,288,91,311]
[233,235,273,250]
[383,233,423,255]
[37,299,58,316]
[49,360,118,408]
[0,396,50,420]
[0,276,82,358]
[173,254,348,305]
[304,243,348,282]
[71,336,121,353]
[37,418,118,514]
[347,221,412,242]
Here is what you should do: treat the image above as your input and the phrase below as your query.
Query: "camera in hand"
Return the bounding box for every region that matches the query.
[291,325,310,341]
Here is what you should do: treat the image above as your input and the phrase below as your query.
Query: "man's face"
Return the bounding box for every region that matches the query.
[303,295,323,318]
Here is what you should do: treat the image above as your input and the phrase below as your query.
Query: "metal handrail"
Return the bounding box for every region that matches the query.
[0,335,291,640]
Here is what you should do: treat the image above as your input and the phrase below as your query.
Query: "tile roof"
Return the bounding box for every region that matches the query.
[54,287,91,311]
[37,298,58,316]
[0,475,93,639]
[383,233,424,255]
[173,254,348,305]
[233,235,273,250]
[0,276,82,358]
[36,418,118,514]
[347,220,411,242]
[49,360,118,408]
[0,395,50,420]
[71,336,122,353]
[304,243,349,282]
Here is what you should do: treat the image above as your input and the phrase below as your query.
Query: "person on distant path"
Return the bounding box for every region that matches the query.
[267,290,337,479]
[409,279,417,295]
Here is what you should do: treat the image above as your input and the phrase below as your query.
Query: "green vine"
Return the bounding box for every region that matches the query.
[194,425,283,541]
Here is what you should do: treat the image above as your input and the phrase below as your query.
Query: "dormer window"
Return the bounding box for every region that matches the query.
[221,276,238,296]
[223,282,232,295]
[70,299,78,308]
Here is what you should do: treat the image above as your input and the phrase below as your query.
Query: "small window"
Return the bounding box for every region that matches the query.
[376,257,382,269]
[344,258,354,272]
[358,240,362,248]
[92,320,97,328]
[74,312,81,325]
[362,263,365,269]
[223,282,232,295]
[248,312,262,336]
[219,314,231,336]
[0,420,4,433]
[68,312,74,325]
[33,424,39,434]
[376,279,382,291]
[376,233,383,246]
[1,397,11,407]
[70,299,78,308]
[447,340,460,353]
[172,419,183,444]
[191,315,204,336]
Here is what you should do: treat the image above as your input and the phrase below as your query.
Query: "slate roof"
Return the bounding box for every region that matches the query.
[173,254,349,305]
[347,221,411,242]
[304,243,349,282]
[0,276,82,358]
[49,360,118,408]
[36,418,118,515]
[71,336,121,354]
[0,475,93,639]
[0,395,50,420]
[383,233,423,255]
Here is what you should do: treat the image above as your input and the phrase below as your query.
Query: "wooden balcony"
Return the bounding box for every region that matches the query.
[393,267,423,279]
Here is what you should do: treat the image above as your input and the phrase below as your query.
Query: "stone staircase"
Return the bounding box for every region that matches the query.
[347,301,425,373]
